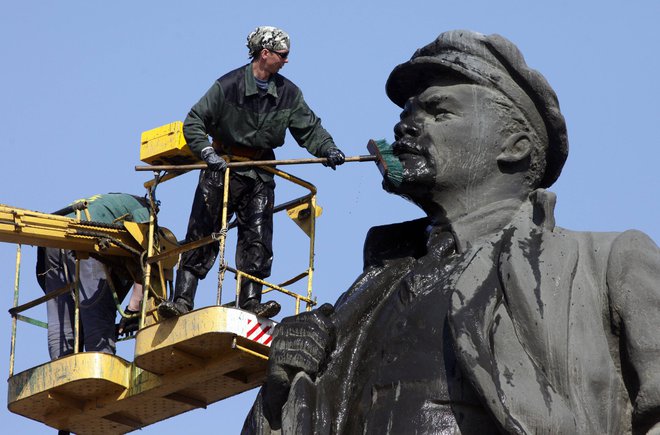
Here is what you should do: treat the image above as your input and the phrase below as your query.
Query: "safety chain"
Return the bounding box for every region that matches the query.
[74,230,143,257]
[211,228,228,241]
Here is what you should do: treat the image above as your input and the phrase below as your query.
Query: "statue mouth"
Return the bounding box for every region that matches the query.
[392,139,423,157]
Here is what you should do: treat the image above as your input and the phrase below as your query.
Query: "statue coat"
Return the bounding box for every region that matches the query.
[245,191,660,434]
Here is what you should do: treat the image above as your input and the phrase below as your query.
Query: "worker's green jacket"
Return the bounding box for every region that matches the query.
[183,64,337,180]
[64,193,150,224]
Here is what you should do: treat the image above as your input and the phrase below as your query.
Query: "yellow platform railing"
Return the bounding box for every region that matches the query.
[140,156,320,316]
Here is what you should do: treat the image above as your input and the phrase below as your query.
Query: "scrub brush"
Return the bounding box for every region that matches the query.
[367,139,403,187]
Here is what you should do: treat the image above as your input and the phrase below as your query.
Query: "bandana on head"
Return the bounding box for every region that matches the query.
[247,26,290,56]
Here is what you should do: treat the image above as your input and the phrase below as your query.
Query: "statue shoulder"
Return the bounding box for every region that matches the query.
[607,229,660,279]
[363,218,430,268]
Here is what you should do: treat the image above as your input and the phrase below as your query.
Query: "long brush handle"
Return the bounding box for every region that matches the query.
[135,155,377,172]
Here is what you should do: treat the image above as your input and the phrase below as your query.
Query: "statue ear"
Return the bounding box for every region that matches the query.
[497,132,532,164]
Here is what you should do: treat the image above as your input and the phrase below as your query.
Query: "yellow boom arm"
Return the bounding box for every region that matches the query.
[0,204,145,257]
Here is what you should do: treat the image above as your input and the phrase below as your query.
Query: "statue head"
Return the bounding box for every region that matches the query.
[383,30,568,216]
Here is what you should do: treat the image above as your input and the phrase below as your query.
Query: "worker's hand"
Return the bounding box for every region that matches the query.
[263,303,335,427]
[116,307,140,338]
[201,147,228,172]
[323,147,345,170]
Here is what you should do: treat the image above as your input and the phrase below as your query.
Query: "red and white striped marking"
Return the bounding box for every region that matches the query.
[246,318,274,346]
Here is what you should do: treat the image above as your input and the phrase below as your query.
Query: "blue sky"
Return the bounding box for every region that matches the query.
[1,1,658,433]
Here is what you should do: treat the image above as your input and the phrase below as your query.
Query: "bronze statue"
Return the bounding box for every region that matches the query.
[243,30,660,434]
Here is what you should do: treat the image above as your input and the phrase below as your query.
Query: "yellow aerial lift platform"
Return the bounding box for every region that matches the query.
[4,122,325,433]
[8,308,274,434]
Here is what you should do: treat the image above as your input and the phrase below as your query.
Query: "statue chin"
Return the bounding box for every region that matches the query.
[382,166,436,198]
[381,177,398,194]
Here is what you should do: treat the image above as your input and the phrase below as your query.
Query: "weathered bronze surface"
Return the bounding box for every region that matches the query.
[244,30,660,434]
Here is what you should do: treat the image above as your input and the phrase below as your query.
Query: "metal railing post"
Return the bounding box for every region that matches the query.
[73,257,81,354]
[216,168,231,306]
[9,244,21,376]
[140,179,159,329]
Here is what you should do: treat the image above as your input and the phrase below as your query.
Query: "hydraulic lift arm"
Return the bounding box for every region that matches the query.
[0,204,146,257]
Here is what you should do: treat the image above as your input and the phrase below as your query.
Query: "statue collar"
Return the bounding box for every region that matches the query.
[363,189,557,267]
[432,189,558,253]
[437,198,524,253]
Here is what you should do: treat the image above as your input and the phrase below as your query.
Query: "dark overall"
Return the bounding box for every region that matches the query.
[179,165,275,308]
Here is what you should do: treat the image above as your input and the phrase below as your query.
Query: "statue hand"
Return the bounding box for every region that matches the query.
[262,303,335,428]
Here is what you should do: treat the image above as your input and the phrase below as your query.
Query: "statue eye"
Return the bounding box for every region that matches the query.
[425,98,454,120]
[432,108,454,121]
[434,110,452,121]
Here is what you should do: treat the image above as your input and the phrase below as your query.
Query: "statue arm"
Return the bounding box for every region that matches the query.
[243,304,335,432]
[242,388,276,435]
[607,230,660,433]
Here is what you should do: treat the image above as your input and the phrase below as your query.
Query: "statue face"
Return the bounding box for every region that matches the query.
[387,83,509,202]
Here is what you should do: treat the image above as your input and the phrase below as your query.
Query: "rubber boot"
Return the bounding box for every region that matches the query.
[240,281,281,319]
[158,268,198,319]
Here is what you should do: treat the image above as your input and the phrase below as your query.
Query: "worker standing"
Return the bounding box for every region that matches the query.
[36,193,150,360]
[158,26,345,320]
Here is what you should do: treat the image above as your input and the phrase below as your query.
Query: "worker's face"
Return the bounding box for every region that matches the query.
[261,48,289,74]
[386,83,508,200]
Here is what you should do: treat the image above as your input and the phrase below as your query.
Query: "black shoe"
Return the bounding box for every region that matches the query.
[159,269,198,319]
[243,300,281,319]
[158,300,191,319]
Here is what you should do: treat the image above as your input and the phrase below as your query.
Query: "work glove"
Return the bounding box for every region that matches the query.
[201,147,228,172]
[323,147,345,170]
[116,307,140,338]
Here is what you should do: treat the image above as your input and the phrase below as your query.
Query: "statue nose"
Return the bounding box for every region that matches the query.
[395,121,420,138]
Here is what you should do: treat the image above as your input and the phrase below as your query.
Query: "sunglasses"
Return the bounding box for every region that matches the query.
[268,49,289,60]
